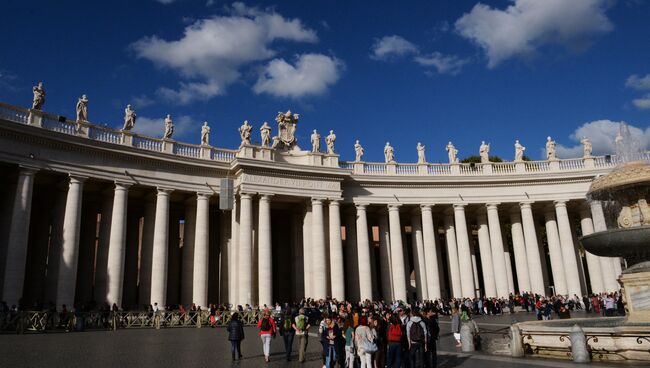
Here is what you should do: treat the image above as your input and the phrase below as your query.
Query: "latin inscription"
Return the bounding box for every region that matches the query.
[243,173,338,191]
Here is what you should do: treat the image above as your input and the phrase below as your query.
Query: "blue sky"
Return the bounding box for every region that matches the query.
[1,0,649,163]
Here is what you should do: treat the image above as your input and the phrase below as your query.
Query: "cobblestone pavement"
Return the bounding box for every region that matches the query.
[0,311,628,368]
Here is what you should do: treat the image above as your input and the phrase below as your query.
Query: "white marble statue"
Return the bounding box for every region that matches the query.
[273,110,299,150]
[32,82,45,110]
[200,121,210,146]
[311,129,321,153]
[479,141,490,163]
[446,141,458,163]
[417,142,426,164]
[325,130,336,154]
[546,136,557,160]
[239,120,252,146]
[163,114,174,140]
[581,136,592,158]
[123,104,136,131]
[354,140,364,162]
[514,140,526,162]
[260,122,271,147]
[384,142,395,163]
[76,94,88,122]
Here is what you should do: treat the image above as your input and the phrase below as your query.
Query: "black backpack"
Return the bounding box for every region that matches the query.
[410,321,425,343]
[261,317,271,331]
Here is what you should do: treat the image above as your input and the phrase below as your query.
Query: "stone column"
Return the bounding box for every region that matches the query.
[138,198,155,305]
[590,201,619,292]
[344,209,359,301]
[485,204,509,298]
[544,208,567,295]
[95,193,113,304]
[56,175,86,308]
[444,211,462,298]
[180,198,196,306]
[193,192,211,309]
[237,193,253,306]
[476,211,496,297]
[1,167,37,306]
[388,204,407,301]
[229,197,240,305]
[509,210,531,293]
[421,205,441,300]
[309,198,326,300]
[303,206,313,298]
[150,188,172,308]
[579,208,604,294]
[105,182,131,307]
[504,251,515,294]
[257,194,272,307]
[454,204,475,298]
[328,200,345,301]
[355,204,372,301]
[520,203,545,295]
[411,211,428,300]
[555,201,582,297]
[378,210,393,301]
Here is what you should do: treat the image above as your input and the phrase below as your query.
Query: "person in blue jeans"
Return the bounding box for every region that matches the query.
[386,314,403,368]
[321,316,342,368]
[280,312,295,361]
[226,312,244,361]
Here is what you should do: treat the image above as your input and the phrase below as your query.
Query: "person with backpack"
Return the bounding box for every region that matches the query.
[294,308,311,363]
[257,309,277,362]
[226,312,245,361]
[280,312,295,361]
[355,314,378,368]
[386,314,403,368]
[406,309,428,368]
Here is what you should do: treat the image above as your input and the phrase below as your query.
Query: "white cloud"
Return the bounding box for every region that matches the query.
[131,2,317,104]
[455,0,614,68]
[156,0,176,4]
[132,115,194,138]
[370,35,418,60]
[132,94,155,108]
[253,53,343,99]
[626,74,650,90]
[554,120,650,158]
[633,94,650,110]
[414,52,469,75]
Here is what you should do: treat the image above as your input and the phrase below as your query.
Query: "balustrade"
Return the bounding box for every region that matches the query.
[174,143,201,158]
[525,161,550,173]
[428,164,451,175]
[395,164,418,175]
[133,136,163,152]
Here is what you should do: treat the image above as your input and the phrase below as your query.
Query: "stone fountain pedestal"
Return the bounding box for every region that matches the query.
[620,269,650,324]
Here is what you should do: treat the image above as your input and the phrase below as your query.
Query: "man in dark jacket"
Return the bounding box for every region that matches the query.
[226,312,245,361]
[423,308,440,368]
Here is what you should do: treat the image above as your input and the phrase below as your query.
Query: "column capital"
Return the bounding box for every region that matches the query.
[328,199,341,207]
[156,187,174,195]
[387,203,401,211]
[18,165,39,175]
[553,199,568,208]
[239,192,254,200]
[258,193,274,200]
[114,181,133,190]
[355,203,368,211]
[68,174,88,184]
[311,197,325,205]
[486,203,500,210]
[197,191,213,200]
[420,204,434,212]
[453,203,466,210]
[519,201,534,210]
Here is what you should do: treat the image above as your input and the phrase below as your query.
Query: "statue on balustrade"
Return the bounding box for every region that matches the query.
[546,136,557,160]
[514,140,525,162]
[325,130,336,154]
[417,142,426,164]
[163,114,174,139]
[239,120,252,146]
[354,140,364,162]
[76,94,88,122]
[32,82,45,110]
[123,104,136,131]
[384,142,395,163]
[581,136,592,158]
[479,141,490,163]
[273,110,299,150]
[260,122,271,147]
[311,129,321,153]
[446,141,458,163]
[201,121,210,146]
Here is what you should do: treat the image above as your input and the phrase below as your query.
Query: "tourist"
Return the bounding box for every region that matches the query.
[355,314,378,368]
[604,294,616,317]
[336,317,347,368]
[423,308,439,368]
[321,315,341,368]
[374,311,388,368]
[280,312,295,361]
[386,315,403,368]
[406,309,428,367]
[257,309,277,362]
[450,308,461,347]
[344,318,356,368]
[226,312,244,361]
[295,308,311,363]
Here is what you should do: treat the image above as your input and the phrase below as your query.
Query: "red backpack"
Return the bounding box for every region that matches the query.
[388,323,402,342]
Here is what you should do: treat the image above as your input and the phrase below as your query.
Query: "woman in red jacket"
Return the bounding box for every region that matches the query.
[258,310,277,362]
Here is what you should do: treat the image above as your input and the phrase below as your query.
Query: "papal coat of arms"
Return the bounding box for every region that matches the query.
[272,110,299,150]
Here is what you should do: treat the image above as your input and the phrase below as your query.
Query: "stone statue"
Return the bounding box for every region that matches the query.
[76,94,88,122]
[123,104,136,131]
[163,114,174,139]
[479,141,490,163]
[32,82,45,110]
[546,136,557,160]
[417,142,426,164]
[581,136,592,158]
[514,140,525,162]
[260,122,271,147]
[201,121,210,146]
[239,120,252,146]
[384,142,395,163]
[273,110,299,150]
[311,129,321,153]
[446,141,458,163]
[325,130,336,154]
[354,140,364,162]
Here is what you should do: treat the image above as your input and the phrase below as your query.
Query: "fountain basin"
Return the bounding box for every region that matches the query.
[580,226,650,266]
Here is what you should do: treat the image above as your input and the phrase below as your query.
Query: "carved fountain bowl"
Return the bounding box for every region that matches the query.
[580,226,650,264]
[588,161,650,201]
